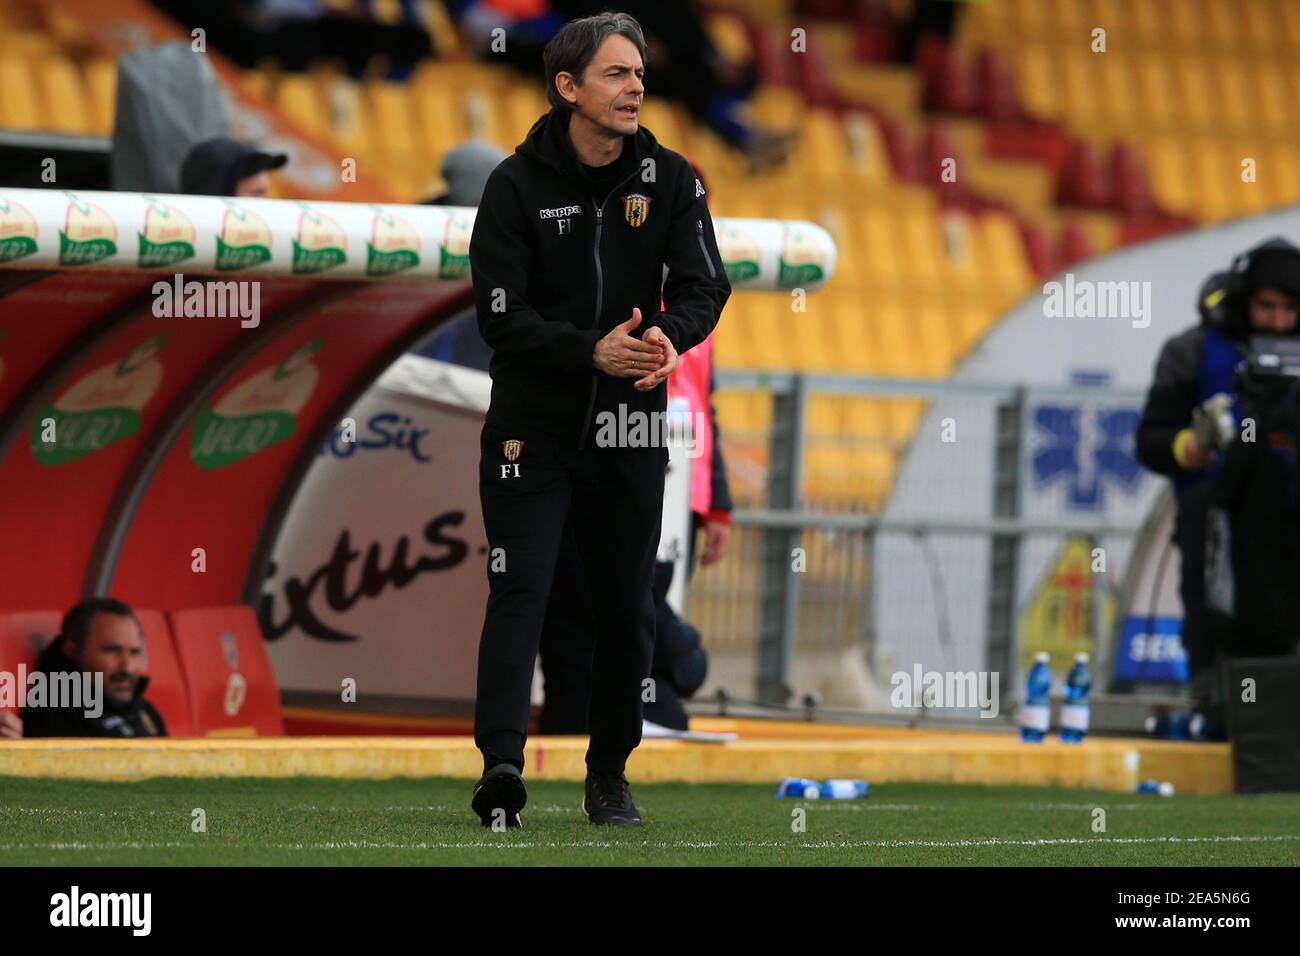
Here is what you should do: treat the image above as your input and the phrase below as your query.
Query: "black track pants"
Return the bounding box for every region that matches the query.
[473,420,666,776]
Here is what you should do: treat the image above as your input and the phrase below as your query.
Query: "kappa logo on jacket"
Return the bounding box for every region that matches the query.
[539,205,582,220]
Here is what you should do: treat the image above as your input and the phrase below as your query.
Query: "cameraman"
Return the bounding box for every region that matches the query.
[1136,239,1300,730]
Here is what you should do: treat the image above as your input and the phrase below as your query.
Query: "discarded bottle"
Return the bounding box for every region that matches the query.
[1020,652,1053,742]
[1145,712,1192,740]
[1136,779,1175,796]
[818,779,869,799]
[775,777,821,799]
[1059,652,1092,743]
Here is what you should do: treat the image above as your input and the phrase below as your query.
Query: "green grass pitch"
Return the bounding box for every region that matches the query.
[2,776,1298,866]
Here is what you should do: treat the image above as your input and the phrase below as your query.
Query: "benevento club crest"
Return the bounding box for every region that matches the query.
[623,194,651,228]
[502,439,523,462]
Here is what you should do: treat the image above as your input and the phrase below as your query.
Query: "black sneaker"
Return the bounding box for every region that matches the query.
[471,763,526,828]
[582,771,642,827]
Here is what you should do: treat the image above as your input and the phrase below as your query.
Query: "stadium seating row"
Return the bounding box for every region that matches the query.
[959,0,1300,226]
[966,0,1297,54]
[0,606,283,737]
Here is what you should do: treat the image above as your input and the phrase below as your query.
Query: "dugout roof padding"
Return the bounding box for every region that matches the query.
[0,188,835,613]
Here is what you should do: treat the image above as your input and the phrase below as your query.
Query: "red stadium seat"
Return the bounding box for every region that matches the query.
[167,606,284,736]
[0,612,60,717]
[133,610,195,737]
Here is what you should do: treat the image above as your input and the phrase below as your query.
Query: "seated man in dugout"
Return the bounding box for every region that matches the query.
[21,598,167,738]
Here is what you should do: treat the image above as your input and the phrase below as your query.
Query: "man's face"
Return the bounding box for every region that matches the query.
[235,170,271,198]
[1248,289,1299,333]
[562,34,644,137]
[73,613,148,706]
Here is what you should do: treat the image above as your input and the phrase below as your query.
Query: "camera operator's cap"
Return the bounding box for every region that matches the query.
[178,137,289,196]
[1243,245,1300,297]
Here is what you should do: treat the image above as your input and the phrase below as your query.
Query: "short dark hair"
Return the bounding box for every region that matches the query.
[61,598,138,652]
[542,11,647,113]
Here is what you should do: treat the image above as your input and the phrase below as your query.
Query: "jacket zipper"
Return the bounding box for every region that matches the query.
[577,167,645,450]
[696,219,717,279]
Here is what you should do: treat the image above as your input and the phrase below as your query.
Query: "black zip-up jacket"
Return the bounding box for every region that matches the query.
[469,108,731,447]
[1135,325,1208,477]
[21,638,167,738]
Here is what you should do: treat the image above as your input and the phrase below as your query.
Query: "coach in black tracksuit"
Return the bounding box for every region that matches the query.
[467,12,730,828]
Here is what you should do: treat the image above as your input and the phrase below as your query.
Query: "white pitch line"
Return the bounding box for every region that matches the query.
[1,835,1298,852]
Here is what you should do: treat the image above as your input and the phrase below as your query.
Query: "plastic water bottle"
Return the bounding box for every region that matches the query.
[818,779,868,799]
[1020,652,1053,742]
[1059,652,1092,743]
[775,778,821,799]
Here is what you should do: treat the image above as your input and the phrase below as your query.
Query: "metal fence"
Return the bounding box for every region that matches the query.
[686,371,1155,718]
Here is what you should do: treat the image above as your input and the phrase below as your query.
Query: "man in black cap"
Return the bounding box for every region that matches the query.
[1136,239,1300,734]
[178,137,288,197]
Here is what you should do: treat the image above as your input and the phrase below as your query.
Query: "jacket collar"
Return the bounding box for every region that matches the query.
[516,107,658,179]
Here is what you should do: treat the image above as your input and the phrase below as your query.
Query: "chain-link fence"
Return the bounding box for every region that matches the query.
[686,371,1157,719]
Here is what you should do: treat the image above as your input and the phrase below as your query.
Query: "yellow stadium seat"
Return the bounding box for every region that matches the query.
[830,301,876,374]
[1141,136,1194,214]
[1199,0,1242,47]
[84,57,116,135]
[0,30,56,57]
[1133,0,1175,47]
[1214,60,1253,135]
[1135,57,1176,129]
[841,112,892,187]
[1275,0,1300,50]
[1188,144,1236,222]
[792,109,849,180]
[871,303,915,377]
[504,86,547,144]
[1174,56,1215,131]
[368,80,423,178]
[1013,48,1058,120]
[411,78,468,159]
[1057,50,1096,125]
[1247,62,1289,135]
[1269,153,1300,209]
[636,98,682,150]
[741,298,788,371]
[1239,0,1277,54]
[275,74,329,138]
[325,77,378,162]
[1096,53,1135,131]
[0,56,41,130]
[37,56,90,134]
[974,212,1032,298]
